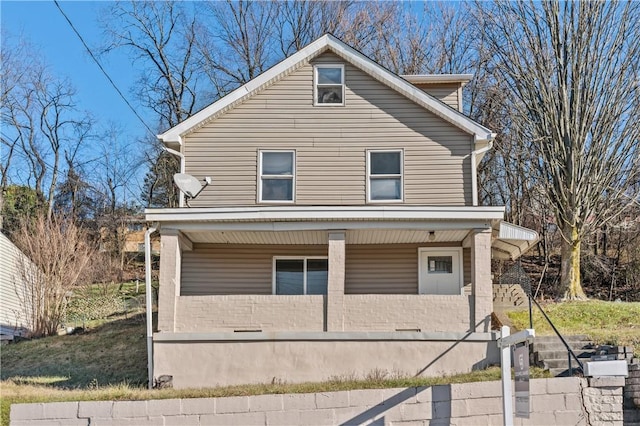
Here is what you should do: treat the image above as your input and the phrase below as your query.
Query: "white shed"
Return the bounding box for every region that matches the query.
[0,232,33,340]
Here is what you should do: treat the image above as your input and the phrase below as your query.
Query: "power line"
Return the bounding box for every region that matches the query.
[53,0,156,138]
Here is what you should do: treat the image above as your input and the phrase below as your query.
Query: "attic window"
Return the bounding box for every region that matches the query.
[314,64,344,105]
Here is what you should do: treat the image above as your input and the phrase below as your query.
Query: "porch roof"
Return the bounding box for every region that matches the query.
[492,221,540,260]
[145,205,506,223]
[145,206,538,260]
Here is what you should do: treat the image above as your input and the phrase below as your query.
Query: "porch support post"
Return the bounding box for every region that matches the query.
[327,231,346,331]
[157,229,189,333]
[471,228,492,332]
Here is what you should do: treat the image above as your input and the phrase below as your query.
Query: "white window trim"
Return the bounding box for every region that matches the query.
[417,247,464,295]
[366,149,404,203]
[272,256,329,295]
[258,150,296,203]
[313,64,345,106]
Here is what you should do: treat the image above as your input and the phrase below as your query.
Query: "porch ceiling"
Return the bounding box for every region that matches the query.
[150,206,538,257]
[183,229,471,245]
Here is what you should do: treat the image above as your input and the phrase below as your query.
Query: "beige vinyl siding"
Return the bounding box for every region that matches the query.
[0,233,32,336]
[345,243,471,294]
[182,242,470,296]
[181,244,327,295]
[410,82,461,111]
[345,244,417,294]
[184,52,473,207]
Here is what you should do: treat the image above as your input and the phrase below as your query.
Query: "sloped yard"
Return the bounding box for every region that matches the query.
[508,300,640,357]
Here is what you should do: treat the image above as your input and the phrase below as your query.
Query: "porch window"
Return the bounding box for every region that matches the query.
[367,150,403,201]
[314,64,344,105]
[273,257,328,295]
[259,150,295,202]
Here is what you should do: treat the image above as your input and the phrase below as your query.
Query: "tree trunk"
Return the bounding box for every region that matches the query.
[561,224,587,300]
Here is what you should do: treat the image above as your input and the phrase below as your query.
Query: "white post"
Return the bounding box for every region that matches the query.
[501,325,513,426]
[144,225,157,390]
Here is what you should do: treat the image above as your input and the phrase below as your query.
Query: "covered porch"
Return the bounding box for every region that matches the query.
[146,206,538,387]
[147,206,537,336]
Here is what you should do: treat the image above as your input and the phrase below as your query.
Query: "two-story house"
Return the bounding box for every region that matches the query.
[145,34,538,389]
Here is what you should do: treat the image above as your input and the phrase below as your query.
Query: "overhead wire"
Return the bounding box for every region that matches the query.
[53,0,157,138]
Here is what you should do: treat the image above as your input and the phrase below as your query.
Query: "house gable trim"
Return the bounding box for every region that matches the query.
[158,34,495,144]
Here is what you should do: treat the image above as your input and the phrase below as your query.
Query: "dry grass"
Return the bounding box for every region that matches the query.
[508,300,640,356]
[1,314,148,389]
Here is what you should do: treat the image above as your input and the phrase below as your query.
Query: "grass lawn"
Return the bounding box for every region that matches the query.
[508,300,640,356]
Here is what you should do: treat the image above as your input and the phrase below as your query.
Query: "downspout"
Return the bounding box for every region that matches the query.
[145,223,158,389]
[162,142,185,207]
[471,136,495,206]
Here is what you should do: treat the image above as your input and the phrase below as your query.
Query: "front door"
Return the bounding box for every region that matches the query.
[418,248,463,295]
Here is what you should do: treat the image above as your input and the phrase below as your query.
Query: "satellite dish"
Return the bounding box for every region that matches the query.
[173,173,211,207]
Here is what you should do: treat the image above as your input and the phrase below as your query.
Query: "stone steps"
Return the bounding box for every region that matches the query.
[532,334,593,377]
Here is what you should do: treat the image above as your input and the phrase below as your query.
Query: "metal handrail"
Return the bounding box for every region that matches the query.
[529,296,584,376]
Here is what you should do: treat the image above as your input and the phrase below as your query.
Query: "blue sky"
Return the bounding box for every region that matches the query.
[1,1,152,139]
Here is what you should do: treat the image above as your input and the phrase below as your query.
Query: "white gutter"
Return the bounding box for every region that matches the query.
[401,74,474,85]
[144,223,158,389]
[162,144,185,208]
[471,138,495,206]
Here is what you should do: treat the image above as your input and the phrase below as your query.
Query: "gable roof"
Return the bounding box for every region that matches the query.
[158,34,495,147]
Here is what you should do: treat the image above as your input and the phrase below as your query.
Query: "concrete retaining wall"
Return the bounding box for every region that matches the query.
[626,363,640,425]
[11,376,626,425]
[153,338,497,388]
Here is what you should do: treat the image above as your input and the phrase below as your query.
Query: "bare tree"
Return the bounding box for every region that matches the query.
[0,33,28,194]
[13,214,94,337]
[100,1,205,208]
[100,1,201,129]
[274,1,353,57]
[1,36,92,220]
[91,124,145,277]
[1,36,40,197]
[34,75,92,220]
[198,0,278,94]
[477,1,640,298]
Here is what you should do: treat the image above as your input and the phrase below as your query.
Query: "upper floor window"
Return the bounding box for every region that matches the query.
[314,64,344,106]
[259,150,295,202]
[367,150,403,202]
